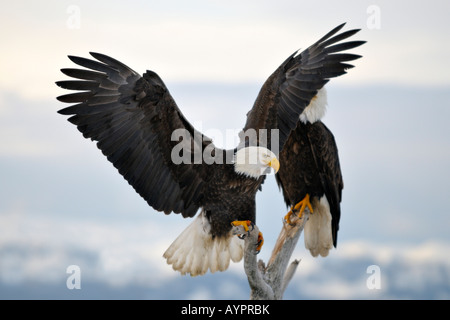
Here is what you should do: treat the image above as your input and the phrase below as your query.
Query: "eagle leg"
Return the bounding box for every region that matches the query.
[231,220,263,254]
[284,194,314,225]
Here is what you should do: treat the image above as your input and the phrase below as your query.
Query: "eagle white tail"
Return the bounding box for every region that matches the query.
[304,195,334,257]
[163,212,244,276]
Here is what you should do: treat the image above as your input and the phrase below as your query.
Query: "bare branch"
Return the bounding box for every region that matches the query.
[281,259,300,294]
[234,208,310,299]
[232,224,274,299]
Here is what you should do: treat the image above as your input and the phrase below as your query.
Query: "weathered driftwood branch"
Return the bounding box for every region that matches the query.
[232,209,310,300]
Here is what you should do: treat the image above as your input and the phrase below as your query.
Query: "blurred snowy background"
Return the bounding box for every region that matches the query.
[1,0,449,299]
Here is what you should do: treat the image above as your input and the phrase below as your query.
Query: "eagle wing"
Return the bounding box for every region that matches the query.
[242,23,365,152]
[57,52,216,218]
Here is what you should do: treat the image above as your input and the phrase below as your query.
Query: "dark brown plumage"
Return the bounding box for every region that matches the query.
[275,121,343,247]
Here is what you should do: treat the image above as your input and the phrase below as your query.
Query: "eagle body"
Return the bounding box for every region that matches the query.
[163,161,265,276]
[198,162,263,238]
[57,23,364,276]
[276,118,343,257]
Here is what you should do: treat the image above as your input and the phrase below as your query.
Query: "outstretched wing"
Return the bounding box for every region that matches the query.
[57,52,215,217]
[242,23,365,153]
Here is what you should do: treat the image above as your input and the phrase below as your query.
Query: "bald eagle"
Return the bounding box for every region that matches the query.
[57,23,364,276]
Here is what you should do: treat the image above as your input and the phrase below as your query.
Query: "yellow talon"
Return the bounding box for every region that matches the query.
[231,220,252,232]
[256,231,264,254]
[284,208,295,225]
[231,220,263,254]
[284,194,314,224]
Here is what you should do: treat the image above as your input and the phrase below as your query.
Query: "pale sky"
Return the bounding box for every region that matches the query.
[1,0,450,101]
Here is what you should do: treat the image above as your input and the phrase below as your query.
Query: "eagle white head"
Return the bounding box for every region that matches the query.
[234,146,280,179]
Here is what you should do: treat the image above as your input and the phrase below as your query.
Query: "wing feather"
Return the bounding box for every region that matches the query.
[243,23,365,152]
[57,52,217,218]
[309,123,344,246]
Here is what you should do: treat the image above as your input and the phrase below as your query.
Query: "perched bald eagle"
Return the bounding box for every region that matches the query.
[57,23,364,276]
[275,88,344,257]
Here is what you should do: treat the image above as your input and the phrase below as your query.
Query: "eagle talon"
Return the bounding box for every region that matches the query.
[231,221,263,254]
[284,208,296,225]
[231,220,252,232]
[255,231,264,254]
[284,194,314,225]
[231,220,253,239]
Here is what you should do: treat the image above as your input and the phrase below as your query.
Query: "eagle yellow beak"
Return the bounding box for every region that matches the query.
[268,158,280,173]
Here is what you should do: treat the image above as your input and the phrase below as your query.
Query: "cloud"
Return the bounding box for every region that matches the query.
[0,209,180,288]
[2,0,450,102]
[287,240,450,299]
[2,206,449,299]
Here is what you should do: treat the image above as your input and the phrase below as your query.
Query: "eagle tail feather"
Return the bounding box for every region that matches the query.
[304,196,334,257]
[163,212,244,276]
